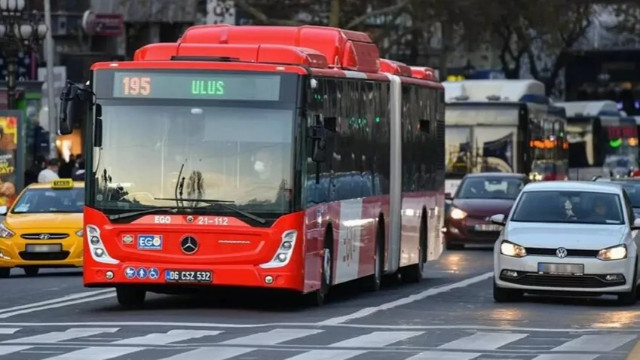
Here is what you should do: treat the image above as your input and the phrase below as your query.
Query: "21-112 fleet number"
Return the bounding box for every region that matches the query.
[122,76,151,96]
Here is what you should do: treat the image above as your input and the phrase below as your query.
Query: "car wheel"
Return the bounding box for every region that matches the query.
[116,286,146,309]
[618,260,638,305]
[493,279,522,302]
[0,267,9,278]
[445,240,464,250]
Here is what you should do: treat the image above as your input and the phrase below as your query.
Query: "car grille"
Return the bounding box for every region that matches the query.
[21,233,69,240]
[500,272,625,288]
[526,247,599,257]
[19,251,70,261]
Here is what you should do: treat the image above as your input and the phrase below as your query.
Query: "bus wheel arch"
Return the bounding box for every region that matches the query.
[363,214,385,291]
[307,223,333,306]
[402,208,426,283]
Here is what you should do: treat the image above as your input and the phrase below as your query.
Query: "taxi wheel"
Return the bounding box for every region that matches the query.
[23,267,39,277]
[0,268,9,278]
[116,287,146,309]
[493,279,522,302]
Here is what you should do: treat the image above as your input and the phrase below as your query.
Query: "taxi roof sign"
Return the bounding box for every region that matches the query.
[51,179,74,189]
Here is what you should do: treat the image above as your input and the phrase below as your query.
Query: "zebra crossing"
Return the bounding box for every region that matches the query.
[0,325,635,359]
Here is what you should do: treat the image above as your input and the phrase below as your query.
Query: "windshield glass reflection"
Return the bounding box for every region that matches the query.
[94,103,294,214]
[511,191,624,224]
[12,188,84,214]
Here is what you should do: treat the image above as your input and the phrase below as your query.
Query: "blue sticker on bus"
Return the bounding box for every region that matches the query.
[137,235,163,250]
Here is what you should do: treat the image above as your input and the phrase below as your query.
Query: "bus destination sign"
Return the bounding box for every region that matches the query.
[112,71,282,101]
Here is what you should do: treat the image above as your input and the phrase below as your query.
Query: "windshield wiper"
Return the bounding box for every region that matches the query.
[107,207,179,221]
[154,197,267,224]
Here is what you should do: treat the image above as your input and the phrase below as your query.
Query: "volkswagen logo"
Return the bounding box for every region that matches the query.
[556,247,568,258]
[181,236,198,254]
[39,234,50,240]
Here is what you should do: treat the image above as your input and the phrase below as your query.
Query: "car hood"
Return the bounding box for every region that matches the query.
[452,198,515,217]
[4,213,82,230]
[504,222,628,249]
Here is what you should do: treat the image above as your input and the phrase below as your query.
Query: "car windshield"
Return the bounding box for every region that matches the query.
[455,176,525,200]
[511,190,624,224]
[11,188,84,214]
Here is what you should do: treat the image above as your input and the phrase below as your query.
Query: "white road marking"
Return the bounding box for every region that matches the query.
[113,330,222,345]
[157,347,256,360]
[317,272,493,325]
[41,346,144,360]
[533,356,598,360]
[405,351,481,360]
[551,334,636,352]
[0,345,30,356]
[0,293,115,319]
[284,349,365,360]
[4,328,119,343]
[221,329,323,345]
[0,328,19,334]
[438,332,528,350]
[0,290,114,315]
[328,331,423,347]
[3,322,640,333]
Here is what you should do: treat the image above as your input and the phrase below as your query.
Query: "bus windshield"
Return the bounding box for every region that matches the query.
[91,101,295,215]
[445,106,519,178]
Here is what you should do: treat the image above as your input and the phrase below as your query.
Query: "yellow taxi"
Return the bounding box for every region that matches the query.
[0,179,84,277]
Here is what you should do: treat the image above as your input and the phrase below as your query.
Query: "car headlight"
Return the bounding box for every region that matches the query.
[500,240,527,257]
[75,229,83,237]
[597,244,627,261]
[0,223,14,239]
[450,207,467,220]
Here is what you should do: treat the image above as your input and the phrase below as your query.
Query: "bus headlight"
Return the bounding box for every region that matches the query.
[260,230,297,269]
[86,225,119,264]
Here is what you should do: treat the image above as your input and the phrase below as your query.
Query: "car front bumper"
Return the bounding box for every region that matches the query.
[495,253,635,294]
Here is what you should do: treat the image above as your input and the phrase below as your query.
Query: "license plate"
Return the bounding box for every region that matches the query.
[25,244,62,253]
[538,263,584,275]
[474,224,502,232]
[164,270,212,283]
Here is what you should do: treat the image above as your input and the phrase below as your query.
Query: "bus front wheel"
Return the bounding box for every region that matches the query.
[116,286,146,309]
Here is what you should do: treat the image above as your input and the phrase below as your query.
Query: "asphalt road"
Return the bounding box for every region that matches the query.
[1,246,640,360]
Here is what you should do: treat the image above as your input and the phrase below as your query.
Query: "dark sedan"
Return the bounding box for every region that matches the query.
[593,177,640,218]
[445,173,528,250]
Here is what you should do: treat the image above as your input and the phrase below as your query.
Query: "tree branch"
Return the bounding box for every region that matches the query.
[345,0,411,29]
[234,0,302,26]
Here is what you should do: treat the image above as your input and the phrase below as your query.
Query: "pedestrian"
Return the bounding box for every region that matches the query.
[37,158,60,183]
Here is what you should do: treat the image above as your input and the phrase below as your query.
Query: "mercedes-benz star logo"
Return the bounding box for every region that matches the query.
[39,234,50,239]
[556,247,568,258]
[181,236,198,254]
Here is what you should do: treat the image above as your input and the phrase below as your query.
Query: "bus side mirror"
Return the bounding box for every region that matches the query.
[59,81,95,136]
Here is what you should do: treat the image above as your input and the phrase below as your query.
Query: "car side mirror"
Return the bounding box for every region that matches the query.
[490,214,505,226]
[632,218,640,230]
[0,206,8,215]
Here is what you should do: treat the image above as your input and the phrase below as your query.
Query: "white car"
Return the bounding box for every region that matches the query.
[491,181,640,305]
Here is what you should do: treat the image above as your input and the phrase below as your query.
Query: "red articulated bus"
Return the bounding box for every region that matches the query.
[58,24,445,308]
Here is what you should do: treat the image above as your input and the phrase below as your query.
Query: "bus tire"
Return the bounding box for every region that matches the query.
[364,222,384,292]
[403,214,426,283]
[308,229,333,306]
[116,286,146,309]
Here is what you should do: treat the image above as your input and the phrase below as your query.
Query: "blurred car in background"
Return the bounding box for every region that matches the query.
[444,172,528,250]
